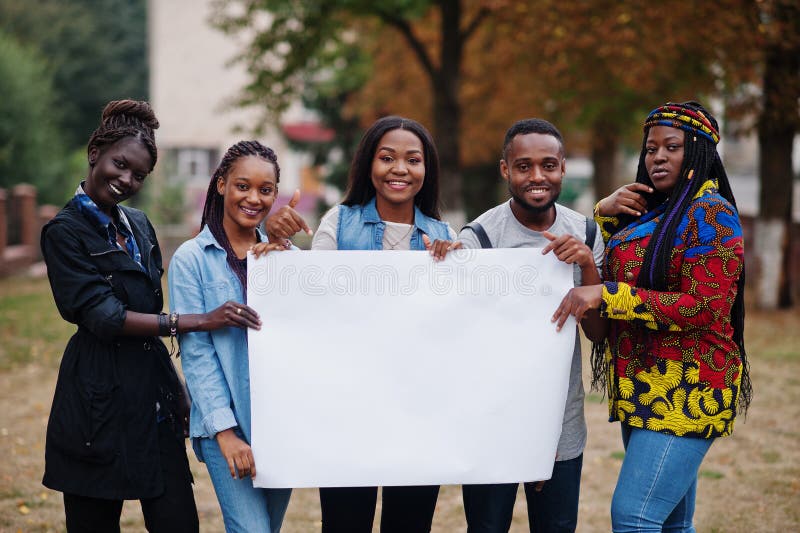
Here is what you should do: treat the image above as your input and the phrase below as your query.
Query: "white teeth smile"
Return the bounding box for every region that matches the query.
[109,184,123,195]
[526,187,548,193]
[240,206,261,216]
[388,181,409,186]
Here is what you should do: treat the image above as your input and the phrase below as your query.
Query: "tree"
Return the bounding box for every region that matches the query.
[0,0,148,149]
[0,31,70,204]
[214,0,492,222]
[522,0,766,198]
[753,0,800,308]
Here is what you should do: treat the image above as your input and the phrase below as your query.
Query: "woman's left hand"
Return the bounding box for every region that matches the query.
[250,241,290,259]
[552,285,603,331]
[422,234,463,261]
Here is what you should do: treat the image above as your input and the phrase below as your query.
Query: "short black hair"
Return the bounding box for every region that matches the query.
[502,118,564,161]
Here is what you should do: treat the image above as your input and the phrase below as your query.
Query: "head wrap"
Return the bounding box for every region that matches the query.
[644,102,720,144]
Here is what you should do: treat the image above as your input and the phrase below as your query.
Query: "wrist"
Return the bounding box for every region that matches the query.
[215,427,237,442]
[177,313,201,333]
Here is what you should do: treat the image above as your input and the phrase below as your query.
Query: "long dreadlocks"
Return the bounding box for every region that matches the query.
[592,101,751,413]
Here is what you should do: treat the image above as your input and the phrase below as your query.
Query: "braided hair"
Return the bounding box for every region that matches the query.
[200,140,280,292]
[88,100,159,170]
[596,101,750,412]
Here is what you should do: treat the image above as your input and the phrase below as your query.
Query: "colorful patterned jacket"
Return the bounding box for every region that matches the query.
[595,179,743,438]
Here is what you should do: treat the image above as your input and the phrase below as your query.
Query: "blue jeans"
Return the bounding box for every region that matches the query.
[198,437,292,533]
[462,454,583,533]
[611,425,714,533]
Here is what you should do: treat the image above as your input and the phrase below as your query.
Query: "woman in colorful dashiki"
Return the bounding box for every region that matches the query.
[552,101,749,532]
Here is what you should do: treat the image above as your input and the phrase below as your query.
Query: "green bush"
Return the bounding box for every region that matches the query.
[0,31,70,204]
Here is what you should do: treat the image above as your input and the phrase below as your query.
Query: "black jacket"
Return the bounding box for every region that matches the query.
[41,199,187,499]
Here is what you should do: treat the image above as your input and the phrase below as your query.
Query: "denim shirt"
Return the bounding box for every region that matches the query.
[337,196,451,250]
[167,225,266,461]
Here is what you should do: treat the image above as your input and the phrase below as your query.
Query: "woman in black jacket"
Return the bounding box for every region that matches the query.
[41,100,260,533]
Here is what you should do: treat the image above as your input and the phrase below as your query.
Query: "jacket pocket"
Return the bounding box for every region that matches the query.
[49,379,120,465]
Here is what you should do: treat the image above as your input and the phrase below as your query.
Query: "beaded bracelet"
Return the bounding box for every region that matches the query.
[168,312,179,337]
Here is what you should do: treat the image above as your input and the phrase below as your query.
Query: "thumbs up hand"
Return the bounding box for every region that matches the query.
[265,189,313,242]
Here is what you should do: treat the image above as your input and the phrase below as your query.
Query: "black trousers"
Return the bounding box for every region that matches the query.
[319,485,440,533]
[462,454,584,533]
[63,422,198,533]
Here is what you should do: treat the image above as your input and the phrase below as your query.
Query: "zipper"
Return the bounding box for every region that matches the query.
[89,248,125,258]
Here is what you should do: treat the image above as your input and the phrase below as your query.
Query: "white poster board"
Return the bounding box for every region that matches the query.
[247,248,575,488]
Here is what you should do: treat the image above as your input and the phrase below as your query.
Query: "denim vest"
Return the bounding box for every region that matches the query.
[337,197,450,250]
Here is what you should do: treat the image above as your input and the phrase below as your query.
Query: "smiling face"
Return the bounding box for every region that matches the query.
[84,137,153,215]
[216,155,278,236]
[502,132,564,222]
[370,128,425,222]
[645,125,685,195]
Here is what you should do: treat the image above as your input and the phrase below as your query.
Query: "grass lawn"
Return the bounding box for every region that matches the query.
[1,276,798,532]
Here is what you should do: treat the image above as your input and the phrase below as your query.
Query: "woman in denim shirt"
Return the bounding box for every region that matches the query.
[267,116,457,533]
[168,141,291,532]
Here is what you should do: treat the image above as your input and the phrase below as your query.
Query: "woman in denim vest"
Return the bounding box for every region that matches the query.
[168,141,292,533]
[318,116,456,533]
[267,116,456,532]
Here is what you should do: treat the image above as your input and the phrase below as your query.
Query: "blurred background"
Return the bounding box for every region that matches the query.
[0,2,799,531]
[1,0,798,307]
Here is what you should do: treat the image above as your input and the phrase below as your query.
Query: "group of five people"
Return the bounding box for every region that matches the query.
[41,98,748,532]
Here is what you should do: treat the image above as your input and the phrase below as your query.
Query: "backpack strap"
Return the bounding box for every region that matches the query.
[466,219,593,249]
[462,222,493,249]
[584,216,597,248]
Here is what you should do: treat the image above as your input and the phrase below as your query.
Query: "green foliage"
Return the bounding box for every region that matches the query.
[293,43,372,197]
[0,0,148,149]
[213,0,431,116]
[0,31,70,204]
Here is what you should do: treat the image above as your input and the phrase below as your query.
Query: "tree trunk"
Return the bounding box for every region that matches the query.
[590,119,620,201]
[755,0,799,309]
[434,0,465,227]
[434,89,464,226]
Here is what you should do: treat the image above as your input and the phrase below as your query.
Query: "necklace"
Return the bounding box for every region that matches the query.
[384,224,415,250]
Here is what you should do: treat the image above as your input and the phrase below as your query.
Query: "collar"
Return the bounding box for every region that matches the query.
[362,196,430,229]
[72,183,145,271]
[195,224,268,252]
[73,183,134,235]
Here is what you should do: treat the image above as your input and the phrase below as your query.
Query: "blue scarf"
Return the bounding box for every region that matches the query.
[73,189,146,272]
